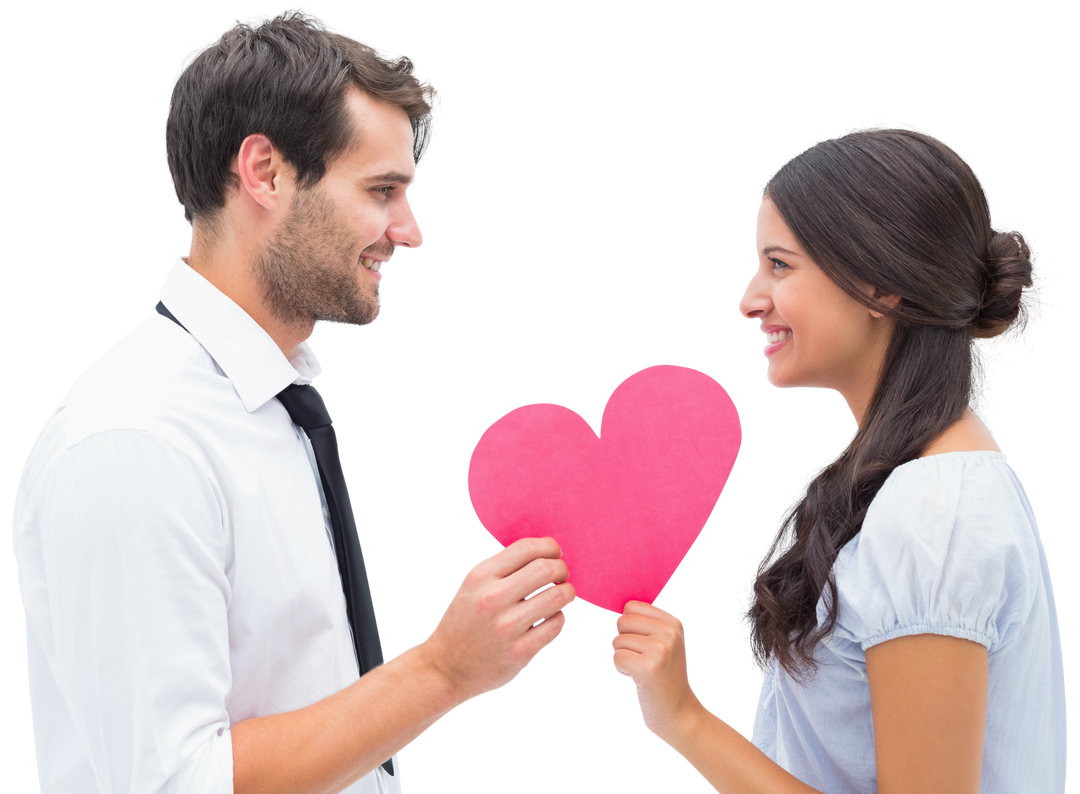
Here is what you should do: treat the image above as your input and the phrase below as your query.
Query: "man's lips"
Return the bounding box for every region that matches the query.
[358,255,384,284]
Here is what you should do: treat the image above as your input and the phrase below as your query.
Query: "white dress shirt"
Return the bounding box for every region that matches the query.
[14,260,400,794]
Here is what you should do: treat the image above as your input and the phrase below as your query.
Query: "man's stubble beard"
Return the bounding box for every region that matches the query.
[255,184,381,329]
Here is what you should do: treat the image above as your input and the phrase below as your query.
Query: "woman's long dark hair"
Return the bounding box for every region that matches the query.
[748,130,1034,678]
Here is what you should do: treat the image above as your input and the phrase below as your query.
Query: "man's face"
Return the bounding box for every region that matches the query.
[255,89,422,328]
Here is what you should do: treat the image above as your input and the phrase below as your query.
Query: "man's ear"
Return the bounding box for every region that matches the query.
[235,134,287,211]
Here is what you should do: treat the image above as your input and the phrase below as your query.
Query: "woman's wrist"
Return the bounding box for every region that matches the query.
[654,691,707,748]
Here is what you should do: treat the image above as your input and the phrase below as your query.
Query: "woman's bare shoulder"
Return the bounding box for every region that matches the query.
[920,410,1001,458]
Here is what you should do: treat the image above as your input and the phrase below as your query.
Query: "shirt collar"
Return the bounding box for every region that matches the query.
[159,259,322,412]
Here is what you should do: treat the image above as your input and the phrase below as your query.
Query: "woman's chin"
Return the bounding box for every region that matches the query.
[764,373,820,395]
[766,366,799,389]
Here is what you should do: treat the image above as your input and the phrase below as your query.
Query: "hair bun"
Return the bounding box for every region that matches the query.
[972,222,1036,339]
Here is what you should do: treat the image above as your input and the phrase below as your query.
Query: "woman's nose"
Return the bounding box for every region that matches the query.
[734,270,768,324]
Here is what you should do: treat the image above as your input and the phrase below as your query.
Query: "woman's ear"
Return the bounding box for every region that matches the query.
[869,288,902,319]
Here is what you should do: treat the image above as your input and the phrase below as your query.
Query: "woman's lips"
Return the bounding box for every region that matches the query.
[764,332,790,356]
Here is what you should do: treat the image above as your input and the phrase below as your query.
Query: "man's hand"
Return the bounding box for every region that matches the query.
[420,537,576,703]
[233,537,574,794]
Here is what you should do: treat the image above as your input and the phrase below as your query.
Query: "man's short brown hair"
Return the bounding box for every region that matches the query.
[166,12,435,223]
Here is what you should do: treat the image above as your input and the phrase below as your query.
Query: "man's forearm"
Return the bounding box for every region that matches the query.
[232,643,457,794]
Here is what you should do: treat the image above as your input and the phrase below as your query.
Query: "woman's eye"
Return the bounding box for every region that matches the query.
[770,258,790,270]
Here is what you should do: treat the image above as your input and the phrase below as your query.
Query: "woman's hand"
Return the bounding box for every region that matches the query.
[612,600,702,742]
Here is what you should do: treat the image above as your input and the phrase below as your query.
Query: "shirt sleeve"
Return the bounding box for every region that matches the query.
[827,454,1041,654]
[33,429,234,793]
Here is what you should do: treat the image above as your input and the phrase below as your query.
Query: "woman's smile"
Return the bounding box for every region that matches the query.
[761,324,793,355]
[740,198,896,422]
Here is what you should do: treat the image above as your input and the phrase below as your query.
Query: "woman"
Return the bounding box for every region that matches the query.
[612,130,1065,793]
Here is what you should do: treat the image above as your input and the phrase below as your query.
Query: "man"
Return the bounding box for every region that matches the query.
[13,13,575,794]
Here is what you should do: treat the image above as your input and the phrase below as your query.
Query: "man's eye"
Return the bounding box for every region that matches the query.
[375,187,391,196]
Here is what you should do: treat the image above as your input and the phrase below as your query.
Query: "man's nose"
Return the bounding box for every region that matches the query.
[389,199,422,248]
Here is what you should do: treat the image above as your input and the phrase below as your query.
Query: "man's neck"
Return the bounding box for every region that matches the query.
[183,244,313,358]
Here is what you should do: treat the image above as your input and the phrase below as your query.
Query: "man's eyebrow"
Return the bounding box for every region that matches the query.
[365,171,413,185]
[762,245,802,257]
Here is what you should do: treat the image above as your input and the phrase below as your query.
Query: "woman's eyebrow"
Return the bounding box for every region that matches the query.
[762,245,801,257]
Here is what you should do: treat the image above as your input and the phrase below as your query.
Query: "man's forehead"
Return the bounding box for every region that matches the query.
[340,89,416,177]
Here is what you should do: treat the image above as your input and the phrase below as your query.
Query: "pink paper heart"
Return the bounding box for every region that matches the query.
[468,366,741,612]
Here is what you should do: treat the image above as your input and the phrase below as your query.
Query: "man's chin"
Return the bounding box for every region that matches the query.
[315,306,384,328]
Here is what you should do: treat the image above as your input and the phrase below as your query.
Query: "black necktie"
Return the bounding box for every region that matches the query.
[156,303,394,776]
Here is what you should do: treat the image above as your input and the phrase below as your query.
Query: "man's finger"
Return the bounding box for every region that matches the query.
[483,533,561,579]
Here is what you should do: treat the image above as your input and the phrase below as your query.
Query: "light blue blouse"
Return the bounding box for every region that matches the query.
[751,452,1065,793]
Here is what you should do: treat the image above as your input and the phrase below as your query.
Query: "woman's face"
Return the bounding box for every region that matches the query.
[739,198,895,420]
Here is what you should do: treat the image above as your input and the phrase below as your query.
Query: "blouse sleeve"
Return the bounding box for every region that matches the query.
[826,453,1041,654]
